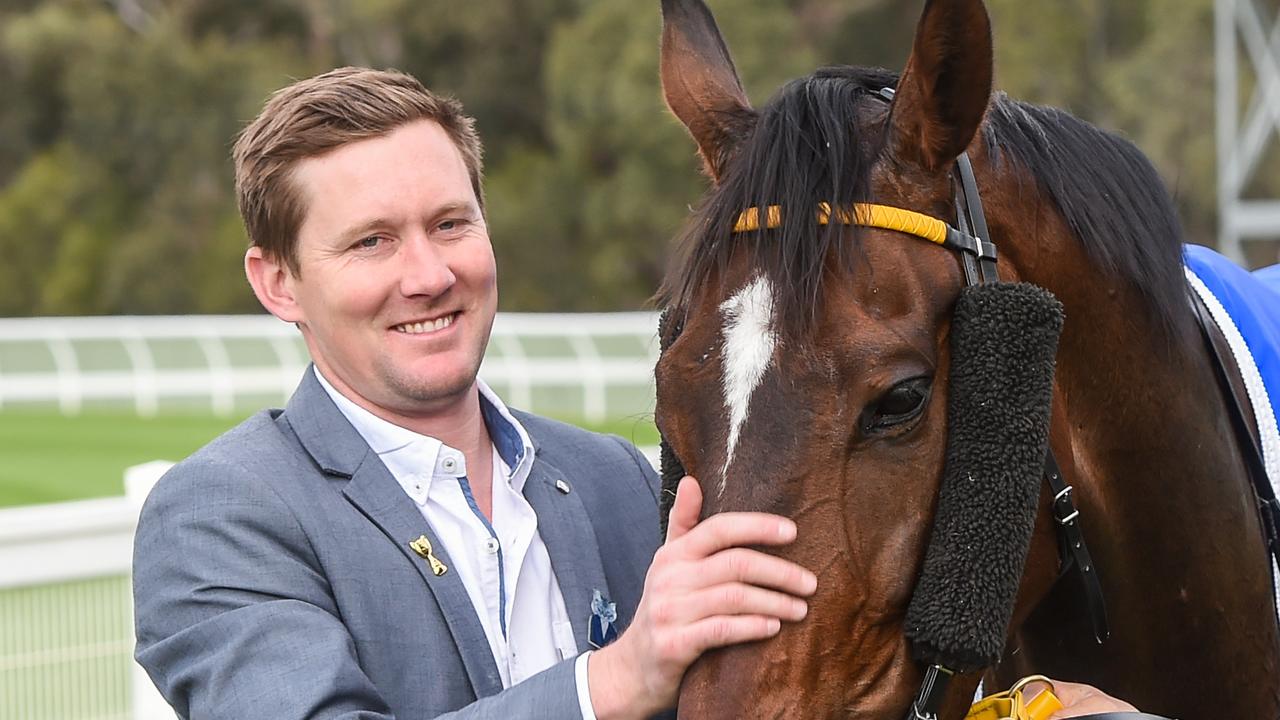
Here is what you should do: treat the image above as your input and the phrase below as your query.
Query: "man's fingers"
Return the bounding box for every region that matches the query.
[665,476,703,543]
[679,583,808,624]
[1045,679,1138,718]
[650,582,809,627]
[671,511,798,559]
[694,548,817,596]
[681,614,783,657]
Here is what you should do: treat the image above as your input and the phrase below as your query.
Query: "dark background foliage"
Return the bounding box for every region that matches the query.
[0,0,1252,315]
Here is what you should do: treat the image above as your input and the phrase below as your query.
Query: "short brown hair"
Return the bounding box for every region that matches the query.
[233,67,484,274]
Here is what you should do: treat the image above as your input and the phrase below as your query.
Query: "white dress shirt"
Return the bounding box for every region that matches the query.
[314,368,597,718]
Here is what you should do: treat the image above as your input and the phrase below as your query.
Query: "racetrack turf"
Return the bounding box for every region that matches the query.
[0,410,660,508]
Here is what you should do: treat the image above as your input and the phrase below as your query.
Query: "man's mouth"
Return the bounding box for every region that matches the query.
[392,312,458,335]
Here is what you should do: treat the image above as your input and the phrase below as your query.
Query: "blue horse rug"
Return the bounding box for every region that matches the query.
[1184,245,1280,591]
[1184,245,1280,482]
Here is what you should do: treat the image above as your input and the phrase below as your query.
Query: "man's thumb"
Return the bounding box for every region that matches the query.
[665,476,703,543]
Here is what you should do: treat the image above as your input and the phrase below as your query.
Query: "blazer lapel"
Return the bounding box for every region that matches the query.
[523,453,612,653]
[284,368,503,698]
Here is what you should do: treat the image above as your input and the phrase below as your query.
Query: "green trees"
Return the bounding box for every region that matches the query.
[988,0,1219,248]
[0,0,301,314]
[487,0,817,309]
[0,0,1225,315]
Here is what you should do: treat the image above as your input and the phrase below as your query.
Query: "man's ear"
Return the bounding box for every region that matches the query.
[244,246,305,323]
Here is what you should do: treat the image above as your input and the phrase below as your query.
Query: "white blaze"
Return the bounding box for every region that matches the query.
[718,275,777,496]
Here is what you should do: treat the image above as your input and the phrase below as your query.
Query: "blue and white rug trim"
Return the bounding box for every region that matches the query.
[1184,244,1280,611]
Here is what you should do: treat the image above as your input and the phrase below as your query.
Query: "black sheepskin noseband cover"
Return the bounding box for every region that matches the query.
[904,282,1064,672]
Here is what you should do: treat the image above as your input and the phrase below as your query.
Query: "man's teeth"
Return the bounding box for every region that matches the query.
[397,314,454,334]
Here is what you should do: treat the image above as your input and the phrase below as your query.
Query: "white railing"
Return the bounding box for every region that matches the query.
[0,313,661,423]
[0,462,169,720]
[0,450,659,720]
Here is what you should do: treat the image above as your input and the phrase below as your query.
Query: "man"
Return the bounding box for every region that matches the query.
[133,67,1137,719]
[132,67,814,720]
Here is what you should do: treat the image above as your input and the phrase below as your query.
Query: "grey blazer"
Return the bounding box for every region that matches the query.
[133,369,661,719]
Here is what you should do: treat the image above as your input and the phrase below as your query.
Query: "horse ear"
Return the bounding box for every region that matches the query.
[660,0,754,181]
[889,0,994,171]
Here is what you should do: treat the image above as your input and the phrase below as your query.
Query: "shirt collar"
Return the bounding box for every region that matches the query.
[313,367,535,496]
[475,378,534,482]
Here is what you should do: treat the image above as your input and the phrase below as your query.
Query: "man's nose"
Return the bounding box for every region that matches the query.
[399,236,456,298]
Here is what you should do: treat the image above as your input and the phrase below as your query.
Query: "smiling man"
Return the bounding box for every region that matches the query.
[130,67,820,720]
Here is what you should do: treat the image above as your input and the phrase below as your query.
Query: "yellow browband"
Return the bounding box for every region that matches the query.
[733,202,949,246]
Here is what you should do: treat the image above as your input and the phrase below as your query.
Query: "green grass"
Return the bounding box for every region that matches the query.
[0,409,659,508]
[0,410,255,507]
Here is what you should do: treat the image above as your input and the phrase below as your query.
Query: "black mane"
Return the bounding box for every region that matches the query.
[659,66,1188,340]
[981,97,1187,334]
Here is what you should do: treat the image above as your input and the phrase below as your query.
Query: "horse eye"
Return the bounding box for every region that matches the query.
[861,377,931,434]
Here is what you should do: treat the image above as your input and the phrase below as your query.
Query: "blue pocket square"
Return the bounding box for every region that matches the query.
[588,589,619,649]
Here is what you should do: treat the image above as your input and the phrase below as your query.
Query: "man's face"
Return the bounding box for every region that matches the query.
[284,119,497,416]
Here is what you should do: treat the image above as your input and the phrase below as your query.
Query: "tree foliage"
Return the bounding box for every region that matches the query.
[0,0,1227,315]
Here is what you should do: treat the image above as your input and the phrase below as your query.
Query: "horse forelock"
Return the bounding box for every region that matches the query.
[660,66,896,342]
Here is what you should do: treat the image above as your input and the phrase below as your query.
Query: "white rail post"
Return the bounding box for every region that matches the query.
[44,329,83,415]
[122,327,160,417]
[125,461,179,720]
[195,328,236,417]
[491,332,533,411]
[267,334,307,404]
[567,328,608,424]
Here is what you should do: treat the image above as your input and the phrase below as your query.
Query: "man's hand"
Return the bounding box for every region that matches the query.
[587,476,817,720]
[1048,679,1139,718]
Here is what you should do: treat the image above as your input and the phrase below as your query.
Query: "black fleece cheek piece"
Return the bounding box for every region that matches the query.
[904,282,1065,673]
[657,308,687,538]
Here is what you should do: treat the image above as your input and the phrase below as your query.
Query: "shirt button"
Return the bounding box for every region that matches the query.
[442,457,457,472]
[484,538,500,554]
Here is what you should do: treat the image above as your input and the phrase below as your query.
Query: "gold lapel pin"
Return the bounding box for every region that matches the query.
[409,535,448,577]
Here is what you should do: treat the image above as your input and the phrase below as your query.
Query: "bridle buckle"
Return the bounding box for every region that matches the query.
[1052,485,1080,525]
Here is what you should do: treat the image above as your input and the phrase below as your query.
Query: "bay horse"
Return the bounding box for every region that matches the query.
[652,0,1280,718]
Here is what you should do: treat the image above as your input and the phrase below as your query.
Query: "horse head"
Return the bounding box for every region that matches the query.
[654,0,1125,717]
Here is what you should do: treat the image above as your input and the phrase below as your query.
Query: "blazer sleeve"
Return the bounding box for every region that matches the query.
[133,457,590,720]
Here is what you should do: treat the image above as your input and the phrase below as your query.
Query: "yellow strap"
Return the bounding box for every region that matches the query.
[1024,688,1064,719]
[964,676,1064,720]
[734,205,783,233]
[965,694,1019,720]
[732,202,949,246]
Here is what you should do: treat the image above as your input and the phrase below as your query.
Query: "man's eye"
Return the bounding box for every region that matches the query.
[356,236,382,249]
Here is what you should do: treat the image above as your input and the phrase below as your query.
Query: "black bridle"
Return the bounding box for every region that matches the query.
[866,87,1108,719]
